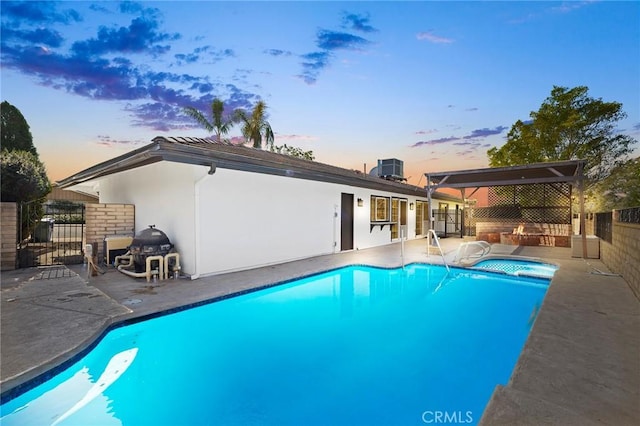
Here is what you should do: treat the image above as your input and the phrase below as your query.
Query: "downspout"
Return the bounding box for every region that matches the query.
[191,163,216,280]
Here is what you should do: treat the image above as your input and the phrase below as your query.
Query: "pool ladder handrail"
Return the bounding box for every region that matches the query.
[427,229,450,273]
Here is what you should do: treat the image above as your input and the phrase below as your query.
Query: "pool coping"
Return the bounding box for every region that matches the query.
[479,255,640,424]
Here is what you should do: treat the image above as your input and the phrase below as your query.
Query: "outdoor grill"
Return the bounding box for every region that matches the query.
[128,225,174,272]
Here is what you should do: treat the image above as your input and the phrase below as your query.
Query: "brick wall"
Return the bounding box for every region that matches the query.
[84,204,135,263]
[601,221,640,300]
[1,202,17,271]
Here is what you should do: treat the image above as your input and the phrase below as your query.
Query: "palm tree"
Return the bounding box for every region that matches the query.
[234,100,274,149]
[184,98,234,142]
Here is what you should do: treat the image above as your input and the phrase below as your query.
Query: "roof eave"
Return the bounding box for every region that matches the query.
[57,139,461,202]
[56,142,162,188]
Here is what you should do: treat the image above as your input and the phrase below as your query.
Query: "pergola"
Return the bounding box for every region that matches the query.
[424,159,589,258]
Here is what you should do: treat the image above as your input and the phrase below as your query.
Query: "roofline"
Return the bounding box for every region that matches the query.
[57,138,462,202]
[56,142,163,187]
[426,159,585,178]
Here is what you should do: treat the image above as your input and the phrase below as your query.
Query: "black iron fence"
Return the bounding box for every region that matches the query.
[18,201,85,267]
[595,207,640,244]
[595,212,613,243]
[617,206,640,224]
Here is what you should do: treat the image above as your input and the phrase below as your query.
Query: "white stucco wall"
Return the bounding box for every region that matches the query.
[97,162,199,274]
[196,168,339,275]
[93,161,456,277]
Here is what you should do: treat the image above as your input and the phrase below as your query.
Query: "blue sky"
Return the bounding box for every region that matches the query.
[2,1,639,184]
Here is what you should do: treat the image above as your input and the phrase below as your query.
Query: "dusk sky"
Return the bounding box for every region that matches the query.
[1,1,639,185]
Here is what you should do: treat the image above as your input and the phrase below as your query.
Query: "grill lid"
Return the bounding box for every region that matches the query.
[130,225,172,252]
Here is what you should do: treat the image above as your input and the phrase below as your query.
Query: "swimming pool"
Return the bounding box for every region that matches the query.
[1,264,549,425]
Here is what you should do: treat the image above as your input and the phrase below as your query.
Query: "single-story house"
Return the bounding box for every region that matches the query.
[58,137,463,278]
[46,184,99,204]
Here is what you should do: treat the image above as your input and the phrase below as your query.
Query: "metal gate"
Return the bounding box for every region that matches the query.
[18,201,85,267]
[431,206,463,238]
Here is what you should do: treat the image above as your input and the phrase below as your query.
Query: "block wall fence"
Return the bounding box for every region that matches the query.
[1,202,17,271]
[600,220,640,300]
[84,203,135,263]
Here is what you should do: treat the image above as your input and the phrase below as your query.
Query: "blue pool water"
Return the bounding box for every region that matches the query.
[472,259,558,279]
[1,264,549,426]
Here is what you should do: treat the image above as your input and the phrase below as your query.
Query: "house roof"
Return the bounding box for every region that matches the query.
[47,184,99,203]
[57,136,462,202]
[425,159,586,191]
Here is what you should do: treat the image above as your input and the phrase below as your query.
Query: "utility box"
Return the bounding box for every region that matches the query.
[571,235,600,259]
[33,218,54,242]
[104,235,133,265]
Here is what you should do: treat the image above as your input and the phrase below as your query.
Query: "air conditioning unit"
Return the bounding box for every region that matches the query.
[377,158,404,180]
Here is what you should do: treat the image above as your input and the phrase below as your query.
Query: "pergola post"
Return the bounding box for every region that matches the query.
[578,161,588,258]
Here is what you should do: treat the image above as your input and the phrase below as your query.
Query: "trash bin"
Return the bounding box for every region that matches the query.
[33,218,54,242]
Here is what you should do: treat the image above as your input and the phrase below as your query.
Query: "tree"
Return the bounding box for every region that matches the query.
[1,102,51,240]
[1,101,36,155]
[487,86,637,183]
[0,102,49,203]
[235,100,274,149]
[273,144,315,161]
[1,150,52,239]
[184,98,235,142]
[589,157,640,211]
[0,150,51,203]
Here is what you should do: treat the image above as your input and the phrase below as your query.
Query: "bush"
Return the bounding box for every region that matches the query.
[52,214,85,224]
[1,150,50,202]
[1,150,51,240]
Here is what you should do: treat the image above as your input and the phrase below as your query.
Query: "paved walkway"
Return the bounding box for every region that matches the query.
[1,238,638,424]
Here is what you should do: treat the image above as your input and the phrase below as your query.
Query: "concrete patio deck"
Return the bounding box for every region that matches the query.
[1,237,638,424]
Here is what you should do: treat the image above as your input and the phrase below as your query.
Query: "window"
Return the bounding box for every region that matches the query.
[416,200,427,235]
[370,196,390,221]
[390,198,407,240]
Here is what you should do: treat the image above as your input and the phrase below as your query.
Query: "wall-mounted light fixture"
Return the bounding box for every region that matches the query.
[409,202,414,210]
[357,198,364,207]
